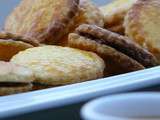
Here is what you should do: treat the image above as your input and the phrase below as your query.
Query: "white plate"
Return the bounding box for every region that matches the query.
[0,0,160,119]
[0,66,160,118]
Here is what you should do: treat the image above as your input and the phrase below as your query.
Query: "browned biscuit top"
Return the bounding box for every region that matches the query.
[75,24,158,68]
[32,83,54,90]
[124,0,160,63]
[0,38,34,61]
[100,0,137,34]
[4,0,79,44]
[69,32,145,75]
[0,31,39,47]
[57,0,104,46]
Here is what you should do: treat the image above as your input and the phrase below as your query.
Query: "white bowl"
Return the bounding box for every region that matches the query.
[81,93,160,120]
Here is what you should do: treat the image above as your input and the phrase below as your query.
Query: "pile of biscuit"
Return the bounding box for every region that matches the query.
[0,0,159,95]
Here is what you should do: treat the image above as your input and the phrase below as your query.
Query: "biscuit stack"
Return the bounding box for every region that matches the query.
[0,61,34,95]
[99,0,160,64]
[0,0,159,95]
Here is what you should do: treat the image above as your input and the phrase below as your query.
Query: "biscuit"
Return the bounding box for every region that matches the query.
[0,32,36,61]
[69,33,144,75]
[106,23,124,35]
[68,24,157,75]
[0,31,40,47]
[11,46,105,85]
[4,0,79,44]
[0,61,34,95]
[32,83,53,90]
[58,0,104,46]
[100,0,137,34]
[124,0,160,63]
[74,24,158,67]
[0,39,33,61]
[0,84,32,96]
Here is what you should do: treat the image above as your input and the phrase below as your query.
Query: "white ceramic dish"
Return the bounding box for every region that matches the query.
[81,93,160,120]
[0,66,160,118]
[0,0,160,119]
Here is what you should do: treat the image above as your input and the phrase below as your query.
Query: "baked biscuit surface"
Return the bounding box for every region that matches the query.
[0,39,33,61]
[124,0,160,63]
[76,0,104,28]
[0,31,40,47]
[0,61,34,83]
[11,46,105,85]
[4,0,79,44]
[0,61,34,95]
[69,32,144,75]
[100,0,137,34]
[68,24,159,75]
[58,0,104,46]
[0,84,32,96]
[72,24,157,67]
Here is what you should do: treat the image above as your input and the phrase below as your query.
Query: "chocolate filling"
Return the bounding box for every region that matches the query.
[0,82,29,87]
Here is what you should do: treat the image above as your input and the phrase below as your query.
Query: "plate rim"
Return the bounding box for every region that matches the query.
[0,66,160,118]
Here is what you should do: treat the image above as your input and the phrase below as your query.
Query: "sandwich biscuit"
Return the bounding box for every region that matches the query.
[124,0,160,63]
[0,61,34,95]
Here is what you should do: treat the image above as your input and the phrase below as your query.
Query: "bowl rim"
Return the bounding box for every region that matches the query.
[81,92,160,120]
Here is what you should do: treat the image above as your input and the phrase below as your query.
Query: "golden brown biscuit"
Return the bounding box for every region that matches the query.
[32,83,54,90]
[0,31,39,61]
[124,0,160,63]
[100,0,137,34]
[68,24,157,75]
[58,0,104,46]
[4,0,79,44]
[69,33,144,75]
[0,84,32,96]
[0,31,40,47]
[106,23,124,35]
[73,24,158,68]
[74,0,104,28]
[0,61,34,95]
[0,39,33,61]
[11,46,105,85]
